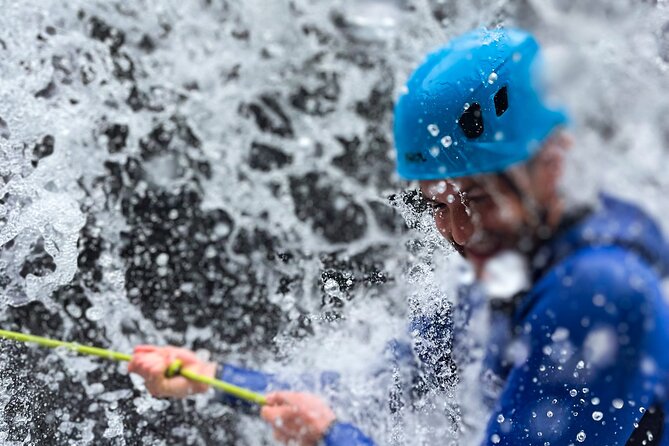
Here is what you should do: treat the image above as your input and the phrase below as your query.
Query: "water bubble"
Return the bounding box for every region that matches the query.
[488,72,498,84]
[497,414,505,423]
[427,124,440,136]
[592,293,606,306]
[85,306,104,322]
[155,253,169,266]
[463,103,470,110]
[513,52,522,62]
[576,431,586,442]
[546,411,554,418]
[446,194,455,203]
[570,389,578,397]
[441,135,453,148]
[592,411,603,421]
[213,222,231,238]
[490,434,501,444]
[591,397,600,405]
[613,399,624,409]
[576,360,585,369]
[494,131,504,141]
[429,146,441,157]
[324,278,339,293]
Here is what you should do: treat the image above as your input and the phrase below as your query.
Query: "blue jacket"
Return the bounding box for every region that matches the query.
[216,195,669,446]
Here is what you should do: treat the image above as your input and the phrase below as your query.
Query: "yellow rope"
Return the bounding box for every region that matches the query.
[0,329,266,406]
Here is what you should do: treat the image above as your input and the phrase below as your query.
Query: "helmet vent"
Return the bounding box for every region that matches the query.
[494,86,508,116]
[458,102,484,139]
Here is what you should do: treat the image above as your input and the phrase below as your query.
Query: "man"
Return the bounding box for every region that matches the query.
[129,28,669,445]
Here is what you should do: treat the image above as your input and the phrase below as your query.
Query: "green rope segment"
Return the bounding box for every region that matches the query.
[0,329,266,406]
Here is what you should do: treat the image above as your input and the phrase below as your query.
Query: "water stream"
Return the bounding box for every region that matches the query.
[0,0,668,444]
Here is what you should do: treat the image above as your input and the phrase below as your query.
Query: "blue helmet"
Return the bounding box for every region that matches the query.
[393,28,568,180]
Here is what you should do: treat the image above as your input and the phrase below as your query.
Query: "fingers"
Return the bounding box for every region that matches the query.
[133,345,157,353]
[129,345,212,398]
[265,391,295,406]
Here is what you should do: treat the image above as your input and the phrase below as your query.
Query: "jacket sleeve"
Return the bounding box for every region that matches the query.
[214,364,376,443]
[482,247,669,445]
[214,363,341,411]
[322,422,375,446]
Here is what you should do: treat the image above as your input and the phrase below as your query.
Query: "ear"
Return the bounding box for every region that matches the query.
[528,131,569,204]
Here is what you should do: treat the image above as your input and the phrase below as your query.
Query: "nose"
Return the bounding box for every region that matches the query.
[435,200,475,246]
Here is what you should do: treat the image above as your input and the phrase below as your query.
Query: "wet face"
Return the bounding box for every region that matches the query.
[418,132,571,275]
[419,174,532,275]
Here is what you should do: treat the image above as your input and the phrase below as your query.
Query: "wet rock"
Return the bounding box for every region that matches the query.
[126,85,147,111]
[0,116,9,139]
[289,172,367,243]
[249,142,292,171]
[112,51,135,81]
[240,95,294,138]
[31,134,55,166]
[138,34,155,53]
[289,71,340,116]
[355,74,394,121]
[120,186,283,347]
[19,237,56,278]
[76,215,104,288]
[104,123,129,153]
[332,129,395,188]
[139,123,172,158]
[88,16,125,53]
[369,199,407,235]
[34,81,57,99]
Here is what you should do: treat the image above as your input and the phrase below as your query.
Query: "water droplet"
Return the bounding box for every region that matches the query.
[591,397,600,405]
[592,411,603,421]
[593,293,606,306]
[324,279,339,293]
[429,146,440,157]
[85,306,104,322]
[546,411,554,418]
[576,431,586,442]
[570,389,578,397]
[441,135,452,148]
[427,124,440,136]
[497,414,505,423]
[488,72,498,84]
[156,253,169,266]
[613,399,624,409]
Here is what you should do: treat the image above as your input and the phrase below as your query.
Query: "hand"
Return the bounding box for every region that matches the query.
[128,345,217,398]
[261,391,336,446]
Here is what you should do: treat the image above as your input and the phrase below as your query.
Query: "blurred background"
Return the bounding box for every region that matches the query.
[0,0,668,444]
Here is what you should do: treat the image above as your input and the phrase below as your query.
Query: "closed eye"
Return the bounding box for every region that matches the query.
[462,188,490,204]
